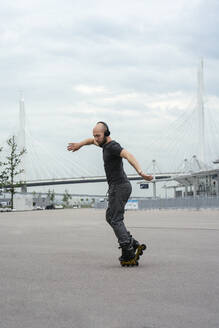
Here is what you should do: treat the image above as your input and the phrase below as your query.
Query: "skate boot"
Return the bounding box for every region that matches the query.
[132,238,140,253]
[119,243,135,263]
[119,240,147,267]
[127,232,140,254]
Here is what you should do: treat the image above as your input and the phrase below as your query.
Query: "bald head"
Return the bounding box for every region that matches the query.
[93,122,111,146]
[94,122,106,134]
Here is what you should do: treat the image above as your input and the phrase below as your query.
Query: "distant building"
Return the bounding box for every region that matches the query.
[168,168,219,198]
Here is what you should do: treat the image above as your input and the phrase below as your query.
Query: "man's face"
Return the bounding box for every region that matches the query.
[93,126,107,146]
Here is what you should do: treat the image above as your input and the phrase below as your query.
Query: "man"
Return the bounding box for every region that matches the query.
[67,122,153,264]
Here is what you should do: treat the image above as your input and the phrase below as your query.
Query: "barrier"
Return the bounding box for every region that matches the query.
[95,197,219,210]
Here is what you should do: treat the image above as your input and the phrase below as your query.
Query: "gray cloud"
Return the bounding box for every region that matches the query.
[1,0,219,190]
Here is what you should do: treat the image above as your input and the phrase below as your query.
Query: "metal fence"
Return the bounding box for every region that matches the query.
[138,197,219,210]
[95,197,219,210]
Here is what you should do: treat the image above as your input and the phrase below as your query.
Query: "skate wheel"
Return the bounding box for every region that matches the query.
[141,244,147,250]
[136,262,139,266]
[139,251,143,256]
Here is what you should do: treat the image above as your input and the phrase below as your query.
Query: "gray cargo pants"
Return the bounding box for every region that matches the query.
[106,181,132,248]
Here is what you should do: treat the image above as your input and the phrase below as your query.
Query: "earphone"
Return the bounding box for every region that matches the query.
[97,121,110,136]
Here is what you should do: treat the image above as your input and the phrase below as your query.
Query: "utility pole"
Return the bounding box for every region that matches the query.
[152,159,156,198]
[197,58,205,164]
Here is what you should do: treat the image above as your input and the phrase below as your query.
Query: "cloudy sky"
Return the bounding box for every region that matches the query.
[1,0,219,195]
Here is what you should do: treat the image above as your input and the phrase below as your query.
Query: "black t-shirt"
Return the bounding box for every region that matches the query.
[102,140,128,185]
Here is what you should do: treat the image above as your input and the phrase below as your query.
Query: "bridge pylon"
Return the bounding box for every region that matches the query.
[18,92,27,192]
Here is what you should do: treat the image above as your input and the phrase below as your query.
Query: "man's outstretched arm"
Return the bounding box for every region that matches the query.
[120,149,153,181]
[67,138,98,152]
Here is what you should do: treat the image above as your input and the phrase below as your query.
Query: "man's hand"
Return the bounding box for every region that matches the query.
[67,138,95,152]
[139,172,153,181]
[67,143,81,152]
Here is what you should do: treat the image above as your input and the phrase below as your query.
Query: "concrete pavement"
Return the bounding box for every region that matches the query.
[0,208,219,328]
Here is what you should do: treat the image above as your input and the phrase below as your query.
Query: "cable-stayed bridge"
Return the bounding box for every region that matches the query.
[2,60,219,198]
[12,173,173,188]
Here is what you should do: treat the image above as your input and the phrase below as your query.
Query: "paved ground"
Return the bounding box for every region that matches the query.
[0,208,219,328]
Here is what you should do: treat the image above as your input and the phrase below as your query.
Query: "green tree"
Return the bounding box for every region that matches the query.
[0,146,8,192]
[47,189,55,204]
[62,189,72,207]
[3,136,26,209]
[32,191,36,206]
